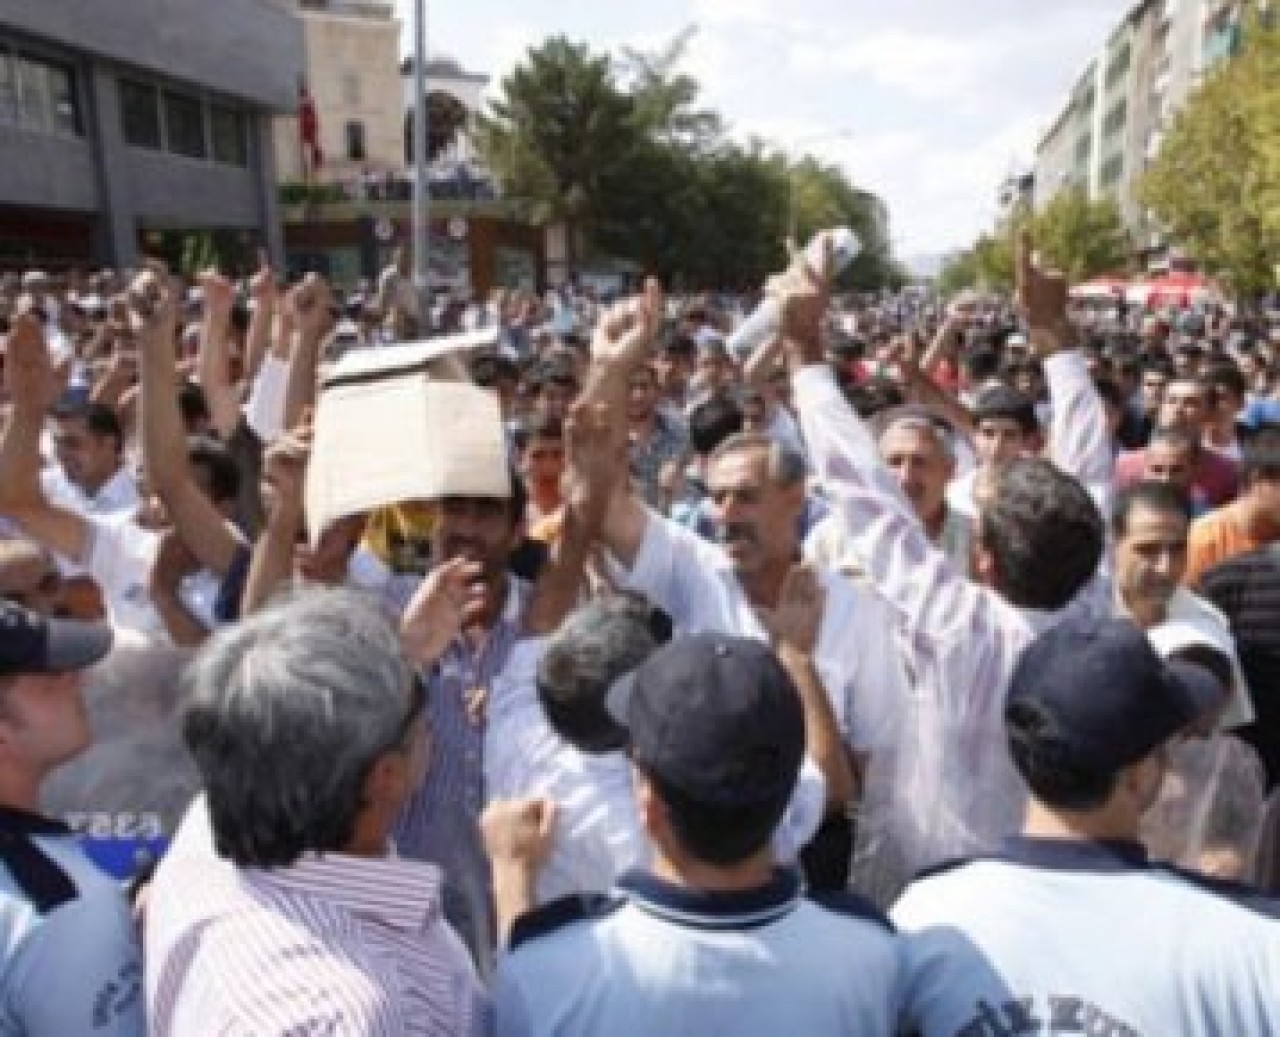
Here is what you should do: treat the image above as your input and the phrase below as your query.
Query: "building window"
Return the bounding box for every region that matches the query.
[0,53,18,126]
[45,62,80,135]
[1103,99,1128,138]
[341,72,360,107]
[120,79,162,148]
[210,104,248,166]
[345,119,366,161]
[1100,154,1125,188]
[1105,43,1132,89]
[164,90,206,159]
[0,53,81,136]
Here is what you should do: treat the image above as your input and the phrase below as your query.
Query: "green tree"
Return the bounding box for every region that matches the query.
[1030,188,1130,283]
[475,37,640,275]
[1140,4,1280,296]
[616,26,723,151]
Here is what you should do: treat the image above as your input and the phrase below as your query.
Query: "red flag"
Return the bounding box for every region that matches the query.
[298,82,323,175]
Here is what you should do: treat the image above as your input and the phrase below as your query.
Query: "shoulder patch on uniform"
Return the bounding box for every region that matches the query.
[508,893,623,951]
[1152,863,1280,921]
[807,890,895,933]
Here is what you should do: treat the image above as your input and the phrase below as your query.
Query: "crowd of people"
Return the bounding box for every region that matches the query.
[0,236,1277,1035]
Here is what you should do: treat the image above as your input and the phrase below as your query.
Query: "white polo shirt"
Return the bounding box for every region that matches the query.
[485,638,826,905]
[891,836,1280,1037]
[618,512,911,751]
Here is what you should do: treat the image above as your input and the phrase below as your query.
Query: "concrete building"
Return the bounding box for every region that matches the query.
[1031,0,1252,247]
[272,0,404,184]
[0,0,303,269]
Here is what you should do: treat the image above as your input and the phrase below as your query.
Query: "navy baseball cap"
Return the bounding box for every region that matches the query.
[623,633,804,808]
[1007,616,1225,772]
[0,599,112,678]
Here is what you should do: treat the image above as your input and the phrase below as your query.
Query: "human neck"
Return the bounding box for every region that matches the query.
[739,556,793,611]
[529,481,561,517]
[1238,493,1280,541]
[467,573,510,636]
[629,412,656,437]
[0,769,45,815]
[1022,799,1141,844]
[922,504,947,542]
[650,845,776,893]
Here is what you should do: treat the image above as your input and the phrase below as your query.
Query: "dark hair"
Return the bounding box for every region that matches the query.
[1006,697,1118,811]
[527,359,579,395]
[1202,362,1247,404]
[230,301,251,335]
[662,334,697,359]
[1147,424,1197,453]
[1141,357,1175,380]
[470,353,519,388]
[53,400,124,452]
[979,459,1104,610]
[963,346,1001,385]
[972,385,1038,434]
[1241,426,1280,485]
[188,436,241,505]
[688,394,744,457]
[1092,376,1126,412]
[640,764,786,866]
[1112,480,1192,539]
[177,380,210,431]
[844,376,905,420]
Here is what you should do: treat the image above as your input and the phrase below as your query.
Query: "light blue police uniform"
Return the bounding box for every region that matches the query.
[0,809,143,1036]
[493,867,902,1037]
[892,836,1280,1037]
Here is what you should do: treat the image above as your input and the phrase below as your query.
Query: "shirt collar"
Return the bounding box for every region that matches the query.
[246,852,444,933]
[616,867,802,931]
[997,835,1149,874]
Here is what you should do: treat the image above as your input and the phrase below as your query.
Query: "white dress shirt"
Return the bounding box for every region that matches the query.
[790,352,1114,883]
[617,512,912,752]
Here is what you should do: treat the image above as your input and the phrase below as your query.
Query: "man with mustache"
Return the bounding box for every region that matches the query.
[580,286,908,888]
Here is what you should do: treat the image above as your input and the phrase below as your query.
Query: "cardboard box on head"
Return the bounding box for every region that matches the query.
[306,328,510,546]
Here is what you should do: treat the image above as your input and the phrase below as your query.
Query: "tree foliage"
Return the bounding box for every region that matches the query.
[476,32,899,289]
[1140,6,1280,296]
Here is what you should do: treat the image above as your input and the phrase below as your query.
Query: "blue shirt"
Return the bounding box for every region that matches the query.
[494,868,902,1037]
[0,809,143,1036]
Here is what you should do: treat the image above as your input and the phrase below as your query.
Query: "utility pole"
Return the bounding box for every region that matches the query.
[412,0,430,329]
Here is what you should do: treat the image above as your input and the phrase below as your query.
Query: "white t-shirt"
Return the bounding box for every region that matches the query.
[617,513,912,751]
[485,638,827,905]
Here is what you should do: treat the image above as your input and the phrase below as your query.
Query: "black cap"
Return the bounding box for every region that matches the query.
[624,634,804,808]
[0,599,112,678]
[1007,617,1225,772]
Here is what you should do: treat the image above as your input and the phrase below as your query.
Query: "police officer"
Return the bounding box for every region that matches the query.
[892,617,1280,1037]
[0,598,143,1035]
[487,633,902,1037]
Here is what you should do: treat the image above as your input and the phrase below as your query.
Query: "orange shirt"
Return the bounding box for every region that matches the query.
[1185,503,1265,587]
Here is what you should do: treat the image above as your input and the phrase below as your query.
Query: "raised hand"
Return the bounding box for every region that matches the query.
[1016,229,1071,358]
[480,797,558,872]
[263,423,313,511]
[126,269,178,358]
[590,277,664,368]
[248,248,277,303]
[399,556,486,667]
[764,563,826,658]
[770,235,835,367]
[197,268,235,322]
[3,313,58,414]
[288,273,333,341]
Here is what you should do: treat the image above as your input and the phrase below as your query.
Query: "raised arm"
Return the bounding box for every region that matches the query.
[523,400,624,636]
[194,270,243,441]
[240,426,308,617]
[0,315,90,562]
[282,275,332,432]
[577,282,663,567]
[133,269,244,578]
[242,250,278,385]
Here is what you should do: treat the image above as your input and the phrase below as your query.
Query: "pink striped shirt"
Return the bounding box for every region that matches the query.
[145,849,484,1036]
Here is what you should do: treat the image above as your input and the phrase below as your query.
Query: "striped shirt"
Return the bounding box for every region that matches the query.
[145,849,484,1036]
[394,577,530,968]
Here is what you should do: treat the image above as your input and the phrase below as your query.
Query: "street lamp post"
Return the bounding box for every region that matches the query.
[411,0,430,328]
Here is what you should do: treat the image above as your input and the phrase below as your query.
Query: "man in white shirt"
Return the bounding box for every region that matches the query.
[1111,479,1254,729]
[45,400,138,518]
[891,617,1278,1037]
[771,234,1113,884]
[944,383,1038,522]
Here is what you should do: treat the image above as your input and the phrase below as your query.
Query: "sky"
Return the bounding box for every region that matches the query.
[391,0,1129,267]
